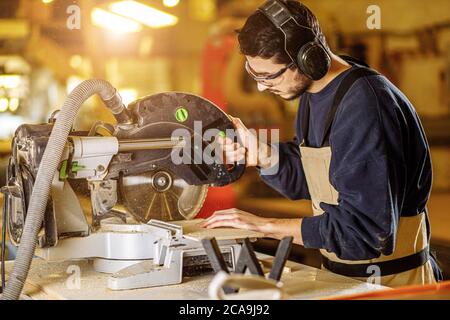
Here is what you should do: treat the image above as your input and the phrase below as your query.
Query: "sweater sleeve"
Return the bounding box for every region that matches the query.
[301,77,407,260]
[258,138,311,201]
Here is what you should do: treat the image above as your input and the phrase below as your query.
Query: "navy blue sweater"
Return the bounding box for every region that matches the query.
[260,65,435,262]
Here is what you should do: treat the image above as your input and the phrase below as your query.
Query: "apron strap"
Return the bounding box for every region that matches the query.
[301,66,380,147]
[321,67,380,147]
[301,95,311,145]
[321,247,430,278]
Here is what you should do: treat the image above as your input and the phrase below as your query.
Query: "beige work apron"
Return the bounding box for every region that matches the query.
[299,144,436,287]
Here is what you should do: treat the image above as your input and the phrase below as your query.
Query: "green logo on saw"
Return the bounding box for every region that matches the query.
[175,107,189,122]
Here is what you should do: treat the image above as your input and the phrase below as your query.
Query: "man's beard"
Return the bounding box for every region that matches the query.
[271,74,312,101]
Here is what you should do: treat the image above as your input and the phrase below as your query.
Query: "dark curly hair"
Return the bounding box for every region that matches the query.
[237,0,329,65]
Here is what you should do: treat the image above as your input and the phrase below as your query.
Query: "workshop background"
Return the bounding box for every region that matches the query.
[0,0,449,278]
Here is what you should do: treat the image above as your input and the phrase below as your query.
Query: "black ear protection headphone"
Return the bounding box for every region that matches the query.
[258,0,331,81]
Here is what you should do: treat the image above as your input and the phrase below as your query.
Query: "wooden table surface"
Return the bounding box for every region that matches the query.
[4,257,387,300]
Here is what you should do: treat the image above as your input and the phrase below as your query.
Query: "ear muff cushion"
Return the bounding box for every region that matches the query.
[297,42,331,81]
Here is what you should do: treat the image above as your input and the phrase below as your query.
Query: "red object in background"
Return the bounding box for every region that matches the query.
[196,185,237,219]
[198,34,238,218]
[201,35,236,112]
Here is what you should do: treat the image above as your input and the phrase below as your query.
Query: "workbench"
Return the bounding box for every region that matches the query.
[4,257,387,300]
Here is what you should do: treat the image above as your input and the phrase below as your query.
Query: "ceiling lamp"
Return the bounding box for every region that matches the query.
[91,8,143,34]
[109,1,178,29]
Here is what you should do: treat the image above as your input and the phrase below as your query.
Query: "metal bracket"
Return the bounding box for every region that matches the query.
[234,238,265,276]
[268,236,293,281]
[202,236,294,287]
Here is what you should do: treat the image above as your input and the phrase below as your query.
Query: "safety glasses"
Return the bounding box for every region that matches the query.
[245,61,295,86]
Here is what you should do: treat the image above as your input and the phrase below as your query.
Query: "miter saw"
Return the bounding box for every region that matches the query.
[1,80,253,294]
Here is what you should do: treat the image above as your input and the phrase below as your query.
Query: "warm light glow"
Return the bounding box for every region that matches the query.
[139,36,154,55]
[42,0,54,4]
[109,1,178,28]
[119,89,138,106]
[190,0,216,22]
[0,75,21,89]
[0,114,24,139]
[91,8,142,34]
[70,55,83,69]
[66,76,84,94]
[9,98,20,112]
[0,98,8,112]
[163,0,180,8]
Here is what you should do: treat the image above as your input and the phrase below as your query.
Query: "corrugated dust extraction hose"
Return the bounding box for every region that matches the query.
[1,79,127,300]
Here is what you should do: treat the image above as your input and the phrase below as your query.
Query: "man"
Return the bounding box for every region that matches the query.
[201,0,442,287]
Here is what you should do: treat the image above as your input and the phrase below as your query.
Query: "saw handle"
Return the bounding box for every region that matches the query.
[214,162,246,187]
[212,123,246,186]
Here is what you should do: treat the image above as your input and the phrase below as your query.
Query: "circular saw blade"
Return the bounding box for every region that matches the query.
[119,170,208,223]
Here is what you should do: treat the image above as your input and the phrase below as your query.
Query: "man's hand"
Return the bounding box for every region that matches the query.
[218,116,276,169]
[200,208,304,245]
[201,208,271,233]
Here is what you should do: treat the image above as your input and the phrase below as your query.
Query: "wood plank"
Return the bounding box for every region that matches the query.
[174,219,263,241]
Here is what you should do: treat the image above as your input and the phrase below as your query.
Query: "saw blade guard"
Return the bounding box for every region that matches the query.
[112,92,246,188]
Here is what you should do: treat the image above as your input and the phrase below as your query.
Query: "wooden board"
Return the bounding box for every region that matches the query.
[173,219,264,241]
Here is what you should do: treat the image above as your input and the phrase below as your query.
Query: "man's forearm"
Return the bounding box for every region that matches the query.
[262,218,304,245]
